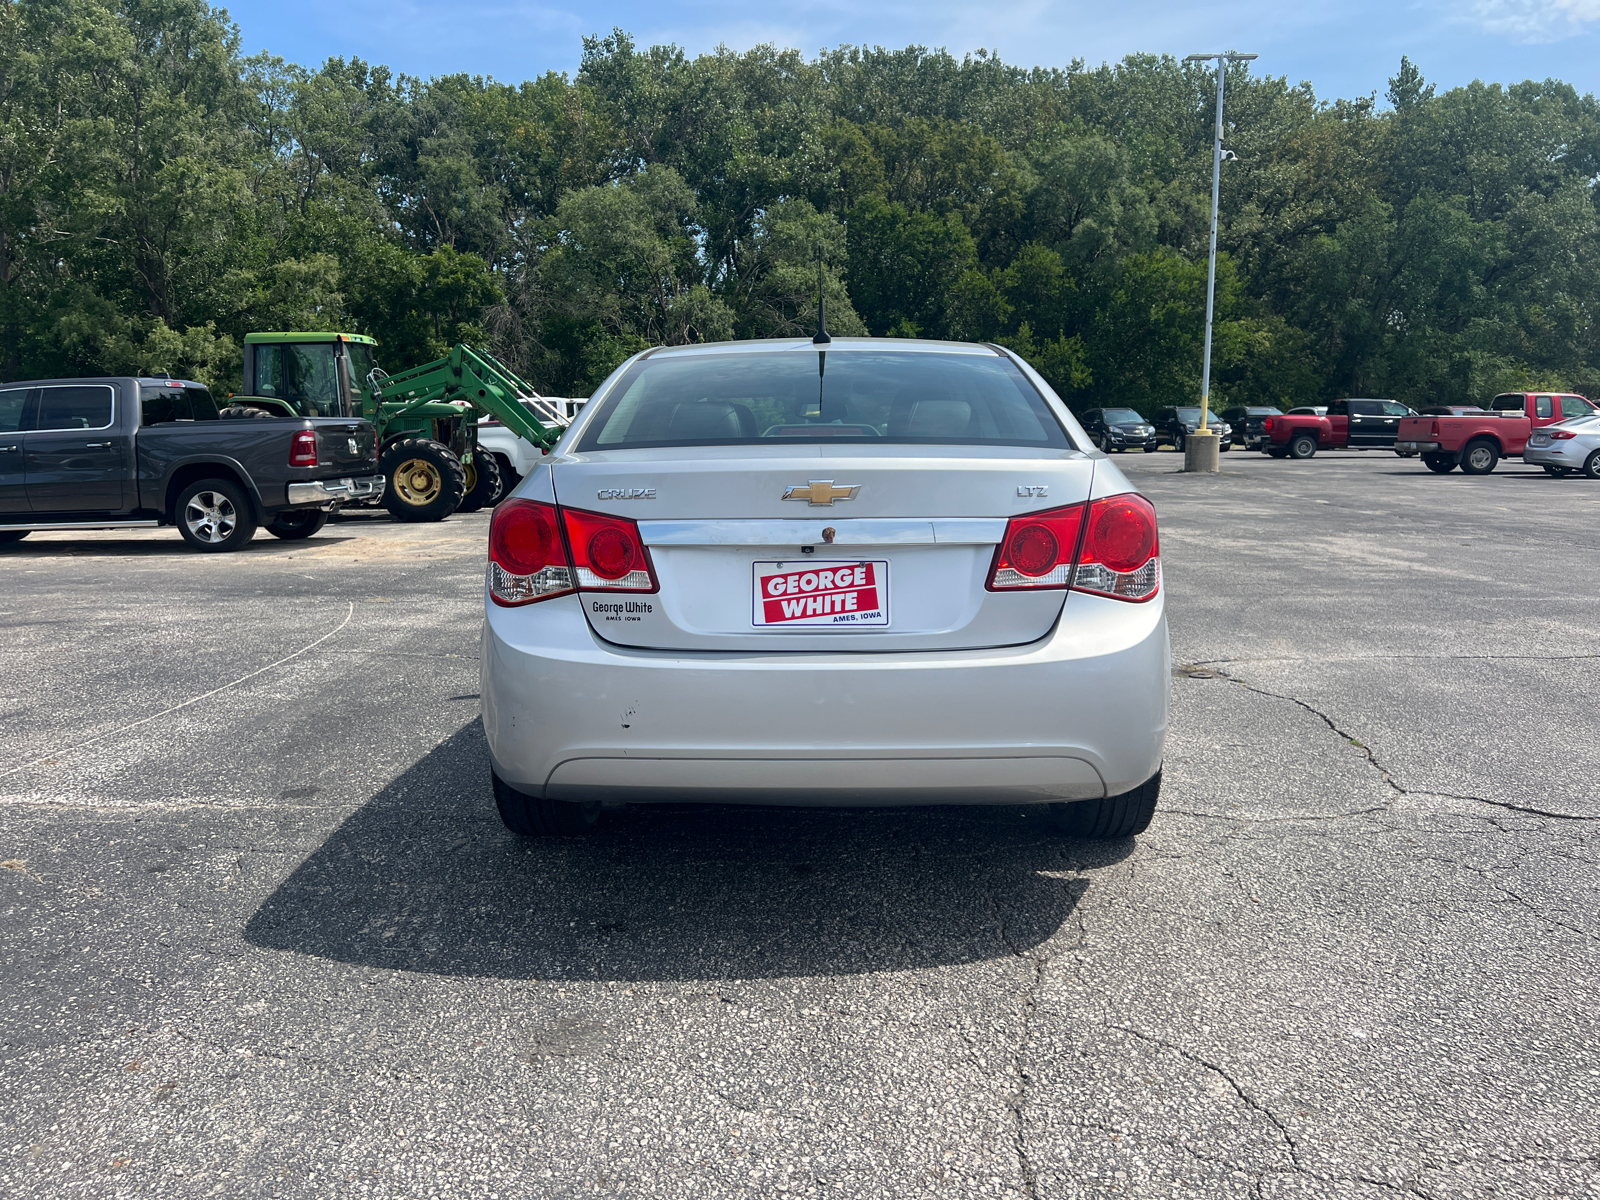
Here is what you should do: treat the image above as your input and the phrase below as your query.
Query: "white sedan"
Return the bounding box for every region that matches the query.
[1525,413,1600,478]
[480,338,1170,839]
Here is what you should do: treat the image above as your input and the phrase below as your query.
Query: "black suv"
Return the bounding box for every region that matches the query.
[1218,405,1283,451]
[1153,406,1234,452]
[1079,407,1159,453]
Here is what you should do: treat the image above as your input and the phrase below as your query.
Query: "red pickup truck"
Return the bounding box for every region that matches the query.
[1261,399,1416,459]
[1395,392,1596,474]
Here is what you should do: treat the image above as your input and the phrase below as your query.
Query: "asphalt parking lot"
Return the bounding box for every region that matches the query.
[3,450,1598,1199]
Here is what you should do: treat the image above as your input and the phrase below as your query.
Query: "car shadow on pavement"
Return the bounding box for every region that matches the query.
[0,535,359,557]
[243,721,1125,982]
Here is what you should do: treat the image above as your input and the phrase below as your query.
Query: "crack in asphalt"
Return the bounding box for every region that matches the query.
[989,888,1046,1200]
[1111,1025,1438,1199]
[1180,666,1598,825]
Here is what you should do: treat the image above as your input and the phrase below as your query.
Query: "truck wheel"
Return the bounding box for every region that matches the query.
[380,438,465,522]
[176,478,257,552]
[1289,434,1318,459]
[1422,454,1455,473]
[1584,450,1600,480]
[1460,439,1500,475]
[267,510,328,540]
[492,769,600,836]
[0,530,29,545]
[1049,769,1161,839]
[454,452,503,514]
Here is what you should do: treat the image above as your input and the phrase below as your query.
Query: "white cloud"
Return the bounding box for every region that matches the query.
[1467,0,1600,42]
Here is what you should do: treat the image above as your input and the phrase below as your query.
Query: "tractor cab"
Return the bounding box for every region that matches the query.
[235,332,378,419]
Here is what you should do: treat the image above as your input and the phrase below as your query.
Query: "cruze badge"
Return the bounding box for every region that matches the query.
[598,487,656,500]
[782,480,860,506]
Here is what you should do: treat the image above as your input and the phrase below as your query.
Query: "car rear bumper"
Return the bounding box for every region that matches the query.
[285,474,386,507]
[1395,441,1441,453]
[1523,444,1576,466]
[481,589,1170,806]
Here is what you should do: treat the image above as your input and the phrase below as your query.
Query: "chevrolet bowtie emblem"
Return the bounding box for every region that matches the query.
[782,480,860,506]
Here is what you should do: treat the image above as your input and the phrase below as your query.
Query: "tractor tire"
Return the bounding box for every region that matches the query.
[1289,433,1318,459]
[175,477,257,552]
[492,453,522,496]
[220,404,275,419]
[1422,453,1455,473]
[454,452,503,514]
[267,509,329,540]
[380,438,466,523]
[1459,439,1500,475]
[492,769,601,837]
[0,530,30,545]
[1049,769,1161,839]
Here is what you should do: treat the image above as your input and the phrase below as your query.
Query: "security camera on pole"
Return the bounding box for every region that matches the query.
[1182,49,1256,474]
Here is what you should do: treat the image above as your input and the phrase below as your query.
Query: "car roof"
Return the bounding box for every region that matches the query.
[640,336,1003,361]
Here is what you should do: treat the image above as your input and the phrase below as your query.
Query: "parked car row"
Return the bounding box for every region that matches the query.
[1077,392,1600,477]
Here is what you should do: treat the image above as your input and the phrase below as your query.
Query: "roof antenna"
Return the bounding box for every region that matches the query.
[813,247,831,345]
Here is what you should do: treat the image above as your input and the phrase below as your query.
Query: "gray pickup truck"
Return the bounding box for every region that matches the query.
[0,376,383,552]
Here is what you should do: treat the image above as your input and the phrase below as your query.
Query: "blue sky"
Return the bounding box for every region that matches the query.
[218,0,1600,101]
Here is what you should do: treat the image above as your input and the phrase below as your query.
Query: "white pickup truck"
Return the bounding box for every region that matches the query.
[476,397,587,491]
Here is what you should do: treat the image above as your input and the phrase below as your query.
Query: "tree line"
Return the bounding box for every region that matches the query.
[4,0,1600,414]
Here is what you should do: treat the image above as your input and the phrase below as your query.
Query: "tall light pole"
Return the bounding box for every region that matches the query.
[1183,50,1255,442]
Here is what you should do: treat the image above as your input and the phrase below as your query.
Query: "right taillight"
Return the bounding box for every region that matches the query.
[986,493,1160,602]
[488,499,574,606]
[1430,420,1440,436]
[1073,493,1160,601]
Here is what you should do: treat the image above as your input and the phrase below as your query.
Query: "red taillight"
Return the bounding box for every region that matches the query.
[1264,417,1274,432]
[1430,420,1440,436]
[289,430,318,467]
[988,504,1085,589]
[561,508,657,592]
[989,494,1160,602]
[1074,494,1160,601]
[1551,430,1577,440]
[488,499,573,606]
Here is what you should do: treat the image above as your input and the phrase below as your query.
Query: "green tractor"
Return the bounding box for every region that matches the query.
[227,332,561,521]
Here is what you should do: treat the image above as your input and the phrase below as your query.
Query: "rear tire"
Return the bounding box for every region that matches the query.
[1265,446,1288,458]
[175,477,257,552]
[455,452,502,514]
[1584,449,1600,480]
[1422,453,1455,473]
[267,509,328,540]
[492,770,601,836]
[492,453,522,496]
[380,438,466,523]
[1460,439,1500,475]
[0,530,29,545]
[1049,769,1161,839]
[1289,434,1318,459]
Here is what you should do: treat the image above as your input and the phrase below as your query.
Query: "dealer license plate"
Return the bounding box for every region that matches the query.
[752,560,889,628]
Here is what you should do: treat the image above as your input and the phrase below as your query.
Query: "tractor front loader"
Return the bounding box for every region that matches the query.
[228,333,563,523]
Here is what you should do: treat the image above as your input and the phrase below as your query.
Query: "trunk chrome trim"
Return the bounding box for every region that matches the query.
[637,517,1007,547]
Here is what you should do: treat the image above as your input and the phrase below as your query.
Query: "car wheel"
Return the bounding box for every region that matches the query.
[0,530,29,545]
[175,478,257,552]
[1143,444,1156,453]
[266,509,329,540]
[1422,453,1455,473]
[1175,433,1186,452]
[1542,465,1573,477]
[1584,449,1600,480]
[455,451,503,514]
[1219,442,1232,453]
[1289,434,1318,459]
[492,769,601,836]
[1460,439,1500,475]
[1050,769,1161,839]
[380,437,466,522]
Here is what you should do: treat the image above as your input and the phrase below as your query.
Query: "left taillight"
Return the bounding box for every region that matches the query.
[488,500,574,606]
[561,507,657,592]
[987,493,1160,602]
[1551,430,1577,440]
[289,430,318,467]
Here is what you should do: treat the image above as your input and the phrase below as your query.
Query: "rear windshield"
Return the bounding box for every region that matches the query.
[577,348,1070,451]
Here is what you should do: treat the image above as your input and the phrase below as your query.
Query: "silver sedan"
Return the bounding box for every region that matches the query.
[1525,414,1600,478]
[481,337,1170,840]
